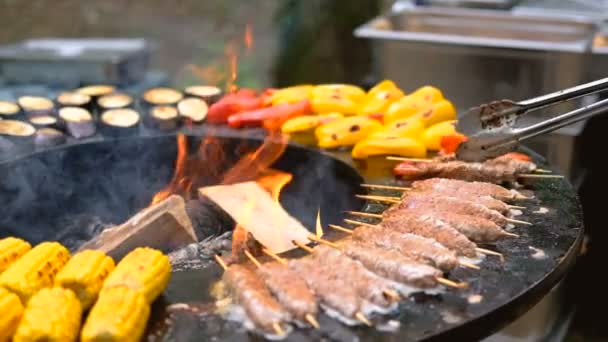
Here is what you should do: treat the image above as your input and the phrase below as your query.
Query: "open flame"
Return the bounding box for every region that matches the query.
[316,209,324,238]
[244,24,253,53]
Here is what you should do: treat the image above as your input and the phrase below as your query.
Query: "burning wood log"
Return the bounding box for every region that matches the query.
[79,195,198,260]
[199,182,311,254]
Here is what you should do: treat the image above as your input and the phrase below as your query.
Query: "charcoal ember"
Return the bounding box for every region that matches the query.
[185,197,235,239]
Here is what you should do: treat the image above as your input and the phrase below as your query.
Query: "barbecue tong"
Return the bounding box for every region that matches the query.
[455,77,608,162]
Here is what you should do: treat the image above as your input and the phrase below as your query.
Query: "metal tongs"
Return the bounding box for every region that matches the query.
[456,77,608,162]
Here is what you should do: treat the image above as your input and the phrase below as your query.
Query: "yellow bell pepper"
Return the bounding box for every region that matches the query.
[312,84,366,101]
[357,80,405,116]
[281,113,343,133]
[352,136,427,159]
[315,116,382,148]
[378,117,425,139]
[269,85,313,105]
[421,120,458,151]
[413,100,457,127]
[311,94,359,115]
[384,85,444,124]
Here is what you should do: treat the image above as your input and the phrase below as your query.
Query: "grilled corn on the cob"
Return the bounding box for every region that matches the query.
[0,242,70,303]
[55,250,115,309]
[0,287,24,342]
[0,237,32,274]
[13,287,82,342]
[102,247,171,304]
[81,286,150,342]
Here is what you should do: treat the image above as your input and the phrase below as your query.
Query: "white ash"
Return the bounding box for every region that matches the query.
[533,207,549,214]
[169,232,232,271]
[529,246,547,260]
[468,294,483,304]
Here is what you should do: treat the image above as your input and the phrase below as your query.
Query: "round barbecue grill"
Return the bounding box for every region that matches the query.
[0,130,583,341]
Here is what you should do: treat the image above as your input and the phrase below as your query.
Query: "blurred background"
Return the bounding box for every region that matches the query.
[1,0,608,340]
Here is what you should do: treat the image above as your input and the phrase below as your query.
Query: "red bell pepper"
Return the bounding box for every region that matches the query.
[207,89,263,124]
[228,100,311,129]
[439,134,468,155]
[367,112,384,122]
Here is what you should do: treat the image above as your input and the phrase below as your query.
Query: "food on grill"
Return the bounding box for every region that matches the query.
[315,116,383,148]
[200,182,311,253]
[142,87,184,106]
[0,241,70,303]
[341,238,442,288]
[0,287,23,341]
[369,117,425,140]
[421,120,458,151]
[28,115,61,130]
[410,187,511,214]
[59,107,96,139]
[227,99,311,129]
[146,105,180,131]
[35,128,67,147]
[267,85,312,106]
[289,256,365,321]
[357,80,404,116]
[399,193,512,226]
[56,91,92,110]
[208,88,263,124]
[256,262,319,324]
[17,96,55,116]
[81,286,149,342]
[100,108,141,136]
[0,100,21,119]
[351,225,459,272]
[386,206,514,243]
[381,212,478,257]
[55,250,116,309]
[281,113,343,133]
[311,84,364,115]
[0,237,31,273]
[98,93,133,110]
[0,120,36,145]
[411,178,526,201]
[102,247,171,304]
[352,135,427,159]
[184,85,222,104]
[178,97,208,123]
[13,287,82,342]
[222,264,290,333]
[76,85,116,98]
[384,85,444,124]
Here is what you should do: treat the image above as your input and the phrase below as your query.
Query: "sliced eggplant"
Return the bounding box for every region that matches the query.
[145,105,180,131]
[142,88,183,107]
[177,98,208,123]
[35,128,67,147]
[75,85,116,98]
[184,85,222,104]
[59,107,96,139]
[100,108,141,137]
[98,93,133,110]
[0,100,22,120]
[56,91,92,111]
[17,96,55,117]
[0,120,36,146]
[28,115,64,131]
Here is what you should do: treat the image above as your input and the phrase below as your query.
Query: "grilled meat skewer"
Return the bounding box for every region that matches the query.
[411,188,511,214]
[222,264,290,334]
[351,225,460,272]
[381,214,478,258]
[412,178,527,201]
[256,262,319,325]
[340,238,443,288]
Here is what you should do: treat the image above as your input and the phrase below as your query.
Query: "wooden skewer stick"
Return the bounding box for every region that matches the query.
[355,312,373,326]
[356,194,401,204]
[292,240,314,253]
[384,289,401,301]
[518,174,564,179]
[535,168,552,173]
[344,218,377,228]
[346,211,382,219]
[505,218,532,226]
[476,247,505,262]
[272,323,285,337]
[214,254,228,270]
[329,224,354,234]
[437,277,469,289]
[459,260,480,270]
[245,250,320,330]
[262,248,288,265]
[361,183,411,191]
[308,235,341,249]
[386,156,430,162]
[503,231,520,238]
[508,205,526,209]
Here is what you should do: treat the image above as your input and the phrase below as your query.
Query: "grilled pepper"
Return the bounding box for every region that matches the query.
[281,113,343,133]
[268,85,313,105]
[312,84,365,101]
[14,287,82,342]
[376,117,426,139]
[421,120,458,151]
[102,247,171,304]
[0,242,70,303]
[440,134,468,154]
[55,250,115,310]
[357,80,405,116]
[315,116,382,148]
[207,89,263,124]
[0,287,23,341]
[384,85,444,124]
[352,136,427,159]
[0,237,31,273]
[228,99,311,128]
[413,100,457,127]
